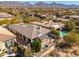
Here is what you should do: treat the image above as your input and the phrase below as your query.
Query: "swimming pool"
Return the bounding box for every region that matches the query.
[59,31,68,37]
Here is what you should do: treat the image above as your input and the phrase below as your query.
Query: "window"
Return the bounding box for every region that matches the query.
[10,40,14,46]
[5,42,8,48]
[5,42,10,48]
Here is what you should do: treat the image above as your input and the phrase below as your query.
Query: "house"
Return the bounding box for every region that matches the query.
[56,18,69,21]
[31,21,64,30]
[7,24,51,46]
[0,12,14,20]
[0,26,16,54]
[63,16,70,19]
[70,15,79,19]
[48,22,65,30]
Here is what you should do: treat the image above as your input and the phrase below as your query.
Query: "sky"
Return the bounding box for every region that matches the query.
[28,1,79,5]
[0,0,79,5]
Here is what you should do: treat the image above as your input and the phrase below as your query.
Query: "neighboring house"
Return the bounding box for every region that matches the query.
[70,15,79,19]
[0,26,16,53]
[62,16,70,19]
[56,18,69,21]
[7,24,50,46]
[31,21,64,30]
[0,12,14,20]
[48,22,64,30]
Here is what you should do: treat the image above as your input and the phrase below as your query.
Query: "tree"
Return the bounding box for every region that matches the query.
[0,18,10,25]
[51,29,60,39]
[31,39,41,52]
[71,29,79,34]
[65,20,75,31]
[10,17,19,24]
[51,29,59,35]
[23,17,31,23]
[64,32,79,47]
[23,16,39,23]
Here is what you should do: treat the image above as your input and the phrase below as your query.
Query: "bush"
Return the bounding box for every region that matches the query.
[65,20,75,31]
[0,19,10,25]
[56,42,71,49]
[10,17,19,24]
[13,42,24,54]
[51,29,60,39]
[51,29,59,35]
[24,47,33,57]
[12,47,17,53]
[64,32,79,47]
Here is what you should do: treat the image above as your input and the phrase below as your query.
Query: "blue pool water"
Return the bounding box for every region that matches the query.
[59,31,68,37]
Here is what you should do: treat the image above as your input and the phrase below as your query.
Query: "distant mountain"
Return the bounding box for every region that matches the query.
[67,4,79,8]
[0,1,32,7]
[0,1,79,8]
[49,2,67,8]
[20,2,32,7]
[34,1,49,7]
[34,1,79,8]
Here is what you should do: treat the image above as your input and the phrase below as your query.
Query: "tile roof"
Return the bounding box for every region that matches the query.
[0,26,16,42]
[8,24,50,39]
[0,34,15,42]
